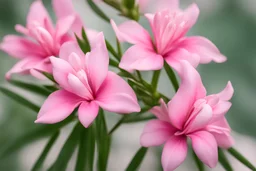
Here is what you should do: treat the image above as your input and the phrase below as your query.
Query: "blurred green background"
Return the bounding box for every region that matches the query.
[0,0,256,170]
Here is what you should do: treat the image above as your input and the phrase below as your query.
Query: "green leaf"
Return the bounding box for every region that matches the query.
[192,151,205,171]
[95,109,111,171]
[41,72,57,84]
[0,86,40,112]
[164,62,179,92]
[126,147,148,171]
[75,33,88,54]
[228,147,256,171]
[105,39,120,61]
[109,58,119,68]
[8,79,52,96]
[48,122,83,171]
[32,131,60,171]
[87,0,110,22]
[0,115,74,159]
[75,124,95,171]
[123,115,155,123]
[122,0,135,9]
[218,148,233,171]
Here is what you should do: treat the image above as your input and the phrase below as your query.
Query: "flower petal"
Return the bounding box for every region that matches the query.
[168,60,206,130]
[27,0,53,29]
[212,101,232,122]
[111,20,152,46]
[86,32,109,92]
[189,131,218,168]
[0,35,44,59]
[183,3,200,32]
[177,36,227,64]
[35,90,83,123]
[55,15,76,39]
[150,99,170,122]
[96,71,140,113]
[50,57,75,91]
[119,44,164,72]
[59,41,84,62]
[162,136,188,171]
[140,119,176,147]
[217,81,234,101]
[78,101,99,128]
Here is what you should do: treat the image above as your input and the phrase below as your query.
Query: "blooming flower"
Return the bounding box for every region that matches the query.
[35,32,140,128]
[111,4,226,72]
[0,0,93,79]
[140,60,234,171]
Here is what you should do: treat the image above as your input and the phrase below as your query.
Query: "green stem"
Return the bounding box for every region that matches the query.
[151,70,161,92]
[116,38,122,57]
[218,148,233,171]
[164,62,179,92]
[192,151,205,171]
[228,147,256,171]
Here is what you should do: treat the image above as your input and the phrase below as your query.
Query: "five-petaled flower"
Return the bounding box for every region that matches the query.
[111,4,227,72]
[35,32,140,128]
[140,60,234,171]
[0,0,95,79]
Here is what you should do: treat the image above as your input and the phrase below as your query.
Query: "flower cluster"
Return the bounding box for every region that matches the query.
[0,0,238,171]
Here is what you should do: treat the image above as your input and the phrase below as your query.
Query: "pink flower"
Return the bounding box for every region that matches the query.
[111,4,226,72]
[0,0,93,79]
[140,61,234,171]
[35,32,140,128]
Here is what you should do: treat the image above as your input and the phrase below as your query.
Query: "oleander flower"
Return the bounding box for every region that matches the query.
[35,32,140,128]
[111,4,226,72]
[140,60,234,171]
[0,0,95,79]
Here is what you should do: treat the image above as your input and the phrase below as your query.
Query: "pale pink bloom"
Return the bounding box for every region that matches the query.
[111,4,226,72]
[35,33,140,128]
[0,0,93,79]
[140,60,234,171]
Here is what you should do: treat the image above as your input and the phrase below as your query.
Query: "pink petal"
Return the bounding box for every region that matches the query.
[67,73,93,99]
[59,41,84,62]
[162,136,188,171]
[141,119,176,147]
[177,36,227,64]
[119,44,164,72]
[183,4,200,32]
[55,15,76,39]
[207,118,234,148]
[217,81,234,101]
[50,57,75,91]
[150,99,170,122]
[188,131,218,168]
[30,58,53,79]
[35,90,83,124]
[78,101,99,128]
[165,48,200,73]
[96,71,140,113]
[27,0,53,29]
[185,104,213,133]
[212,101,232,122]
[85,32,109,92]
[110,20,152,46]
[0,35,44,59]
[168,60,206,130]
[5,58,42,80]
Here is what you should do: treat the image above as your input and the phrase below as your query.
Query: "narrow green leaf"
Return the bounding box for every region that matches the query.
[81,28,91,53]
[8,79,52,96]
[192,151,205,171]
[116,38,122,57]
[48,122,83,171]
[105,39,120,61]
[151,70,161,92]
[75,124,95,171]
[0,86,40,112]
[228,147,256,171]
[126,147,148,171]
[123,115,156,123]
[87,0,110,22]
[109,58,119,67]
[218,148,233,171]
[122,0,135,9]
[32,131,60,171]
[0,115,74,159]
[75,34,88,54]
[95,109,111,171]
[164,62,179,92]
